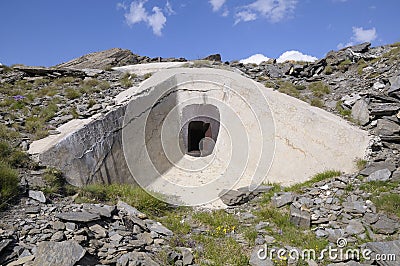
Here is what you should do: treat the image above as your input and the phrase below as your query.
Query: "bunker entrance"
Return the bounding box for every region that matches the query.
[188,121,212,156]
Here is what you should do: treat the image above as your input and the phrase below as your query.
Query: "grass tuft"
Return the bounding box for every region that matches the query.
[287,170,341,193]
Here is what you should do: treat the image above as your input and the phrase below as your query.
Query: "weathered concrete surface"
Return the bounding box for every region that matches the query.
[29,66,370,206]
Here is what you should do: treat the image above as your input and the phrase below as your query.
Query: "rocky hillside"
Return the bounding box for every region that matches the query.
[0,42,399,266]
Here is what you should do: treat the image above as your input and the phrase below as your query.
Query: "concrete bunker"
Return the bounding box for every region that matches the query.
[28,67,371,207]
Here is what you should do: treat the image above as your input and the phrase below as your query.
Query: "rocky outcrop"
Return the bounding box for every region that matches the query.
[56,48,137,70]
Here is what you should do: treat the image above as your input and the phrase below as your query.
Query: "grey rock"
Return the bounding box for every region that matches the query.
[365,240,400,266]
[83,204,115,218]
[33,240,85,266]
[388,76,400,94]
[116,251,160,266]
[8,255,35,266]
[219,189,251,206]
[28,190,46,203]
[375,119,400,136]
[0,239,11,253]
[65,222,77,231]
[348,42,371,53]
[373,81,386,90]
[290,204,311,228]
[271,192,294,208]
[117,201,147,219]
[370,103,399,116]
[327,262,370,266]
[343,201,366,214]
[202,54,222,62]
[89,224,107,238]
[363,213,379,224]
[391,168,400,181]
[180,248,194,265]
[351,99,369,125]
[345,220,365,235]
[148,222,173,236]
[50,231,65,242]
[52,221,66,230]
[56,211,100,222]
[249,245,274,266]
[342,94,361,107]
[360,161,396,176]
[365,168,391,182]
[370,215,399,235]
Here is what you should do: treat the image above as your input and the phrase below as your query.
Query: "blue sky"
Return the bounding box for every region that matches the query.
[0,0,399,66]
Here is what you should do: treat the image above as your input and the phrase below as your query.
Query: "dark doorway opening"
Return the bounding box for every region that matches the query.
[188,121,211,156]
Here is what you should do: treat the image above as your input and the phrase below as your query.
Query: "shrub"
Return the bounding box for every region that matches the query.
[8,150,29,168]
[0,161,19,208]
[64,88,81,99]
[324,65,333,75]
[43,168,64,195]
[310,98,324,108]
[308,81,330,98]
[277,81,301,98]
[76,184,172,217]
[120,73,134,88]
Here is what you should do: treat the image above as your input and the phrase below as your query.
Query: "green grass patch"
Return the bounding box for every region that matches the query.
[192,210,239,237]
[64,87,82,99]
[324,65,333,75]
[255,205,328,250]
[120,73,136,88]
[277,81,301,98]
[42,168,64,195]
[0,161,19,209]
[308,81,330,98]
[360,181,399,195]
[336,100,352,118]
[159,210,191,235]
[372,193,400,218]
[75,184,172,217]
[287,170,341,193]
[338,59,352,72]
[310,98,324,108]
[356,159,367,170]
[53,76,76,85]
[357,59,368,75]
[192,235,249,266]
[0,125,20,140]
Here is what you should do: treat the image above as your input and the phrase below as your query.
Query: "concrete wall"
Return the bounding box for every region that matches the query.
[29,67,370,206]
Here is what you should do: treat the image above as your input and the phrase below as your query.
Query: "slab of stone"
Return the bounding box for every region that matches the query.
[360,161,396,176]
[8,255,35,266]
[219,189,250,206]
[388,76,400,94]
[28,190,46,203]
[345,220,365,235]
[290,204,311,228]
[180,248,194,266]
[343,201,367,214]
[370,103,399,116]
[83,204,115,218]
[89,224,107,238]
[365,240,400,266]
[33,240,85,266]
[371,215,399,235]
[56,211,100,222]
[117,201,147,219]
[351,99,370,125]
[0,239,11,254]
[365,169,392,182]
[271,192,294,208]
[147,222,173,236]
[375,119,400,136]
[116,251,159,266]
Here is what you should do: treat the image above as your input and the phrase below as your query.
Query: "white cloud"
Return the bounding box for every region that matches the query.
[235,0,297,24]
[240,54,271,64]
[352,26,377,43]
[235,11,257,24]
[276,50,318,63]
[165,0,175,15]
[209,0,227,12]
[121,0,167,36]
[337,26,377,49]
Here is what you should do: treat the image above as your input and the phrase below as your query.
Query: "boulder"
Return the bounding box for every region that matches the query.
[290,204,311,228]
[202,54,222,62]
[351,99,370,125]
[360,161,396,176]
[219,189,250,206]
[33,240,85,266]
[388,76,400,94]
[365,168,391,182]
[28,190,46,203]
[348,42,371,53]
[271,192,294,208]
[370,215,399,235]
[147,221,173,236]
[116,251,159,266]
[375,119,400,136]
